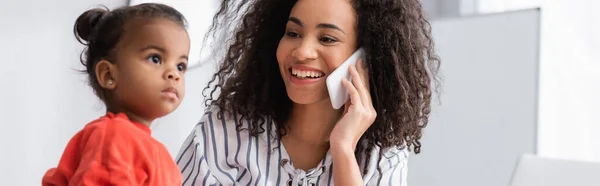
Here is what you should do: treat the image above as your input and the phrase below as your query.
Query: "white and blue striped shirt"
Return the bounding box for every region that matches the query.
[176,108,408,186]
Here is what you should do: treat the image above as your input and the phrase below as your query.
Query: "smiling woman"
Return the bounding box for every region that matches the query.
[175,0,440,185]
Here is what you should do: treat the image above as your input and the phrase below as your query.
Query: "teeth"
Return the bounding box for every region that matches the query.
[291,68,323,78]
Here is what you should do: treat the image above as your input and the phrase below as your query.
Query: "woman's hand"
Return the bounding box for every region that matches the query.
[329,59,377,151]
[329,59,376,186]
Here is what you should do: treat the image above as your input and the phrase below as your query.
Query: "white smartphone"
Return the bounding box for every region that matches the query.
[326,47,365,109]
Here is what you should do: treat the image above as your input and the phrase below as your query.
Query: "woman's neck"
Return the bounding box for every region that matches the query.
[286,99,344,146]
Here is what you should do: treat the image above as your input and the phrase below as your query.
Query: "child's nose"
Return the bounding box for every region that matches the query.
[164,69,181,81]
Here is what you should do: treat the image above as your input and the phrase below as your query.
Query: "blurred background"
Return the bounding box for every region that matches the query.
[0,0,598,185]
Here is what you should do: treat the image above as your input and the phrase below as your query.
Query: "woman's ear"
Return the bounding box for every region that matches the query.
[95,60,117,89]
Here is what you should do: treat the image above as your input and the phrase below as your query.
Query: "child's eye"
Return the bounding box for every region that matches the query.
[177,63,187,72]
[147,55,161,64]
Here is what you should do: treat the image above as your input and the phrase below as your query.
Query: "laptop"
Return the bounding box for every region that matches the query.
[509,154,600,186]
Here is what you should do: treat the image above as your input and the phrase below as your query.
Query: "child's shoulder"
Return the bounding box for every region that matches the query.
[84,112,136,130]
[78,112,151,142]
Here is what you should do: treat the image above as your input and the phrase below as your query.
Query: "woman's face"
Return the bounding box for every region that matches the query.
[276,0,358,107]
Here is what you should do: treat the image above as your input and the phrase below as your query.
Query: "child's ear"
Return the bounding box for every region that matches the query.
[95,60,117,89]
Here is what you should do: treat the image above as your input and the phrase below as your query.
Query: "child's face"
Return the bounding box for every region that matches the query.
[111,18,190,120]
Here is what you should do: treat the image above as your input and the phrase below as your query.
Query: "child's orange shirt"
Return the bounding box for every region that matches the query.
[42,112,182,186]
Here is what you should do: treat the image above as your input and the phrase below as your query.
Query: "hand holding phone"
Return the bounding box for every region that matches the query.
[326,47,365,109]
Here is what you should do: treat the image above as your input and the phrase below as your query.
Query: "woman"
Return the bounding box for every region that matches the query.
[177,0,439,185]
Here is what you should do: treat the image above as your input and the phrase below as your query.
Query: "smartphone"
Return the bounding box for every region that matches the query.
[326,47,365,109]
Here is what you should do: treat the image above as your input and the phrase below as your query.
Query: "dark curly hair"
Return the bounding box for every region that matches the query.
[74,3,186,104]
[203,0,440,158]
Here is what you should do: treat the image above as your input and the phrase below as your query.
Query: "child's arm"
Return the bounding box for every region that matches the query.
[43,120,148,186]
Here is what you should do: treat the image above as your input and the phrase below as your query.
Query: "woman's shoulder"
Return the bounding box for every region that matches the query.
[359,142,410,172]
[358,143,410,185]
[199,105,274,126]
[192,105,273,138]
[196,106,248,129]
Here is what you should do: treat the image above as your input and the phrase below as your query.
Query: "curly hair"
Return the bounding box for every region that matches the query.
[203,0,440,157]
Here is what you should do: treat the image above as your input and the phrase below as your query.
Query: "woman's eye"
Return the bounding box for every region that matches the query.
[147,55,161,64]
[320,36,337,43]
[286,31,300,38]
[177,63,187,72]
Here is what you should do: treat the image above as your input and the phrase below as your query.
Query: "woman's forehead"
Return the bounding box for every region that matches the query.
[289,0,356,30]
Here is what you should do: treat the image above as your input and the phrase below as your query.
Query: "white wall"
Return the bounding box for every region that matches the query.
[537,0,600,162]
[408,9,540,186]
[466,0,600,164]
[422,0,462,19]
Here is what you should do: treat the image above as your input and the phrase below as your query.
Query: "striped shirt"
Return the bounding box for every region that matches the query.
[176,108,408,186]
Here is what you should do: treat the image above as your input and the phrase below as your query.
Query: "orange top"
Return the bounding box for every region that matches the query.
[42,112,182,186]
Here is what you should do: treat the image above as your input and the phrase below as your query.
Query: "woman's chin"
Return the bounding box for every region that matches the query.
[287,94,332,107]
[285,86,332,106]
[288,96,315,105]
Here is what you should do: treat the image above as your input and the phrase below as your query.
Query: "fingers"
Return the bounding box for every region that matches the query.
[342,78,363,108]
[355,60,369,91]
[343,99,351,114]
[349,61,372,107]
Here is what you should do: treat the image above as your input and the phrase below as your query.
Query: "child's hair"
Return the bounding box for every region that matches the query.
[74,3,187,103]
